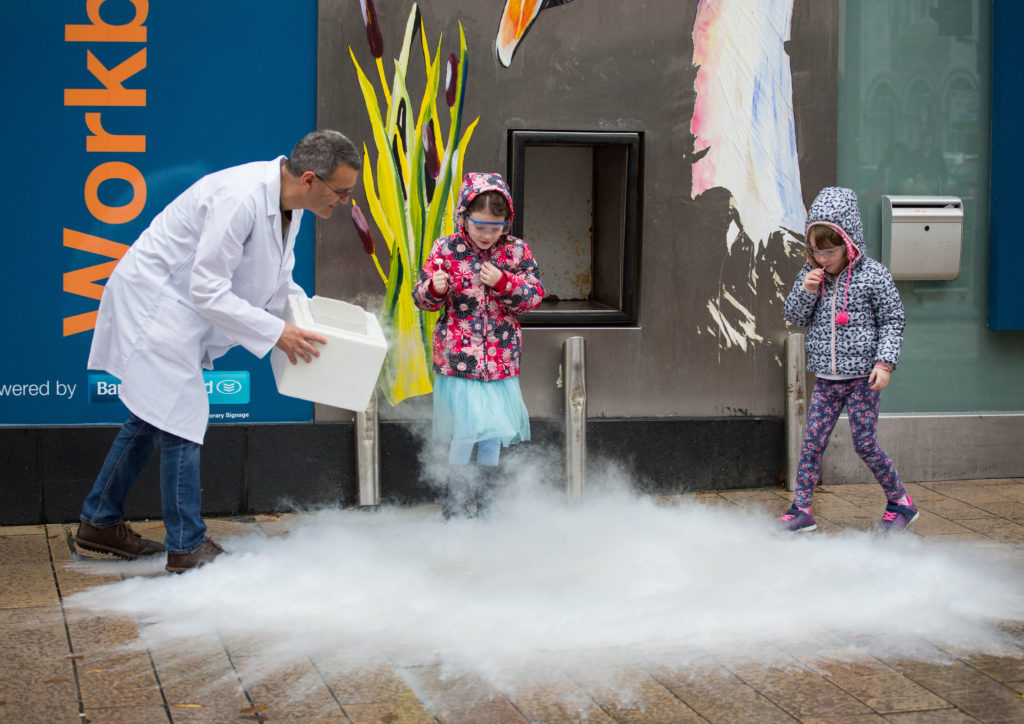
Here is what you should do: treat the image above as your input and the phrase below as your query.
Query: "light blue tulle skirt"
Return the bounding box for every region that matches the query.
[432,374,531,447]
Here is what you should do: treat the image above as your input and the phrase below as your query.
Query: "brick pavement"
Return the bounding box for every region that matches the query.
[2,478,1024,723]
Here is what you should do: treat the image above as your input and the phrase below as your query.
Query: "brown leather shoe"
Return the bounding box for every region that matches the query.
[74,521,165,559]
[165,538,225,573]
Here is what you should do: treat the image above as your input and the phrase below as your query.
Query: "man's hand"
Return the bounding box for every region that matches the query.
[276,322,327,365]
[480,261,504,288]
[803,268,825,293]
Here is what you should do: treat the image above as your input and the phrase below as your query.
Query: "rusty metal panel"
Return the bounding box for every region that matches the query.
[522,145,593,301]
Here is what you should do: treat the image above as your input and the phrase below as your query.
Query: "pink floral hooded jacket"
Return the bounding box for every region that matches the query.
[411,172,545,381]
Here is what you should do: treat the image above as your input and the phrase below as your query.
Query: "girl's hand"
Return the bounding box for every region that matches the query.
[868,367,890,391]
[480,261,504,288]
[803,267,825,293]
[431,269,449,295]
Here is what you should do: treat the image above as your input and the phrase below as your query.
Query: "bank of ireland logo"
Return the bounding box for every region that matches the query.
[89,372,250,404]
[206,371,250,404]
[217,379,242,395]
[88,373,122,403]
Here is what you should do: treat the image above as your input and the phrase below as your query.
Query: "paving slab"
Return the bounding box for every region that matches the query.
[816,657,951,714]
[148,640,252,722]
[650,663,796,723]
[342,698,438,723]
[882,658,1024,724]
[719,488,789,507]
[883,711,981,723]
[399,665,529,723]
[80,705,171,723]
[254,513,295,538]
[564,664,706,723]
[0,531,52,563]
[912,498,996,521]
[728,659,877,719]
[223,641,348,720]
[311,660,421,706]
[0,564,59,608]
[491,668,614,722]
[925,483,1019,505]
[963,651,1024,684]
[0,662,81,723]
[0,605,70,666]
[910,510,980,536]
[955,517,1024,544]
[0,524,50,536]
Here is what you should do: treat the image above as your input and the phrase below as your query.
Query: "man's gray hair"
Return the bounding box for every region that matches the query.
[285,129,361,177]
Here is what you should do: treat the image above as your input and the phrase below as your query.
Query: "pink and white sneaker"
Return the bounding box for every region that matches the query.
[877,498,919,531]
[777,506,816,533]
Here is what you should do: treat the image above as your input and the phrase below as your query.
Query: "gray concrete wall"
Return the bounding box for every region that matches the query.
[822,413,1024,485]
[314,0,839,423]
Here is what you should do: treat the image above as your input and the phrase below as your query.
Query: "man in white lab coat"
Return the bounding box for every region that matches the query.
[73,130,361,573]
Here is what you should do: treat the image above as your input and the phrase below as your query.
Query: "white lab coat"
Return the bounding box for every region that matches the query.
[89,157,305,444]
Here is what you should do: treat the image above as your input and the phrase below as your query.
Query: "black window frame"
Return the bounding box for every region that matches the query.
[507,130,643,327]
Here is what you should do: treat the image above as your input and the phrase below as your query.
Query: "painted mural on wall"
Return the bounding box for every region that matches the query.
[492,0,804,357]
[495,0,575,67]
[690,0,806,355]
[349,1,479,406]
[351,0,807,406]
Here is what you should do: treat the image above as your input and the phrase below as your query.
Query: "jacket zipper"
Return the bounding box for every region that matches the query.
[480,248,491,381]
[829,274,839,374]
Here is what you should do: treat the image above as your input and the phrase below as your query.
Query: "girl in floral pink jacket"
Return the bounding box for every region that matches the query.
[412,172,544,518]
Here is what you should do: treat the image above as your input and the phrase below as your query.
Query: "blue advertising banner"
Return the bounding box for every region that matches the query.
[1,0,317,426]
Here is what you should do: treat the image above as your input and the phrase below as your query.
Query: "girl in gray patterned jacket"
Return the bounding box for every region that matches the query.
[777,187,916,533]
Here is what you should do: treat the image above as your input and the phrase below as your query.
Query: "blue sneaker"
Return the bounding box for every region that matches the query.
[877,498,919,531]
[777,506,816,533]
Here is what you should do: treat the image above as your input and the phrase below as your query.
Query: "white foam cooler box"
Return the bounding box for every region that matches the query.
[271,295,387,411]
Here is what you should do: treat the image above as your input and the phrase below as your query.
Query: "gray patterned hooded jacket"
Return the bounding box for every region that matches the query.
[783,187,905,376]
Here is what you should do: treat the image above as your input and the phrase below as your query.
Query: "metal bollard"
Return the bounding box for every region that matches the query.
[356,388,381,507]
[563,336,587,499]
[784,333,807,492]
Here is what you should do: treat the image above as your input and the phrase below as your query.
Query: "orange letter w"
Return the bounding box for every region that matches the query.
[63,228,130,336]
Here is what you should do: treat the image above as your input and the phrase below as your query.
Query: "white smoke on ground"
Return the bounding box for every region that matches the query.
[65,460,1024,702]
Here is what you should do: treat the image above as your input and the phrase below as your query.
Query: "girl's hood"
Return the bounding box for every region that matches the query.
[455,172,515,231]
[806,186,865,265]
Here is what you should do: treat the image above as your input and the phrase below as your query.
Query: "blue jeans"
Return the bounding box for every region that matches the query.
[80,413,206,554]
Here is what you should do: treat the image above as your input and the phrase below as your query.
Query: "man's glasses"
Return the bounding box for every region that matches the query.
[314,173,352,203]
[466,217,509,236]
[810,247,842,258]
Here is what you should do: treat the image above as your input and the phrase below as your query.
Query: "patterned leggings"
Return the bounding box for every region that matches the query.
[793,376,906,509]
